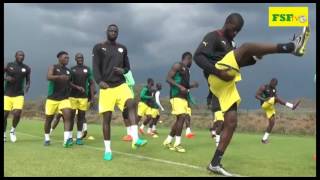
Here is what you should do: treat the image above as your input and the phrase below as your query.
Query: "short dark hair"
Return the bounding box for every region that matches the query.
[182,52,192,60]
[75,52,84,58]
[108,24,118,30]
[15,50,24,56]
[57,51,68,58]
[147,78,154,84]
[225,13,244,27]
[271,78,278,83]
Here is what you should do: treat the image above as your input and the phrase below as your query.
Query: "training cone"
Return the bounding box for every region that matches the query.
[313,154,316,161]
[88,136,95,140]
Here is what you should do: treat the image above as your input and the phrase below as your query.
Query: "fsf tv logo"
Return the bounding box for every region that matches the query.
[269,7,308,27]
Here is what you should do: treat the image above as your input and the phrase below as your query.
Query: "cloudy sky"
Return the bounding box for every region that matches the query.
[4,3,316,109]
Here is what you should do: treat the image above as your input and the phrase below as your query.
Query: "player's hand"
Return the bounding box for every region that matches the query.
[5,76,16,82]
[113,67,125,75]
[99,81,109,89]
[59,75,70,81]
[217,68,235,82]
[77,86,85,93]
[179,85,188,94]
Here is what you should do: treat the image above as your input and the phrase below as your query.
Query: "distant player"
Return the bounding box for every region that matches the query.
[147,82,165,136]
[138,78,155,134]
[4,51,31,142]
[68,53,95,145]
[44,51,74,147]
[255,78,300,144]
[163,52,199,153]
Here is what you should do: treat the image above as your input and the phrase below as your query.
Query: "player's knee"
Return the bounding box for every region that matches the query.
[240,42,252,50]
[125,99,136,110]
[12,110,21,118]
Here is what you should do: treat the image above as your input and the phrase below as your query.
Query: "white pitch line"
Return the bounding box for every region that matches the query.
[15,132,244,177]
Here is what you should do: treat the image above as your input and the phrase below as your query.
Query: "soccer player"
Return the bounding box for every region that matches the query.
[44,51,75,147]
[194,13,310,176]
[147,82,165,136]
[185,92,196,139]
[68,53,95,145]
[138,78,155,134]
[122,70,136,142]
[4,51,31,142]
[92,24,147,161]
[163,52,199,153]
[255,78,300,144]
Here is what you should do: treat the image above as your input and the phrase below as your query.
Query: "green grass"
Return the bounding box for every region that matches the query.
[4,119,316,177]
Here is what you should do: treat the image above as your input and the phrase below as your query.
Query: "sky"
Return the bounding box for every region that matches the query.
[4,3,317,109]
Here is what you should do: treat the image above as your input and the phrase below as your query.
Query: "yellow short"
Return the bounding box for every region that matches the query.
[208,50,241,113]
[45,99,71,116]
[213,111,224,121]
[69,97,89,111]
[170,97,189,115]
[187,107,192,116]
[99,83,133,113]
[148,108,160,118]
[137,102,151,117]
[261,97,276,119]
[4,96,24,111]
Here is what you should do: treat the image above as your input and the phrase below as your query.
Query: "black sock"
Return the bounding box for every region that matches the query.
[277,42,294,53]
[211,149,224,166]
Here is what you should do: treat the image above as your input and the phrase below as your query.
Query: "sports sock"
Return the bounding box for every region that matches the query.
[69,131,73,139]
[285,102,293,109]
[139,124,145,130]
[186,127,191,135]
[152,125,156,131]
[45,134,50,141]
[126,126,131,136]
[10,127,15,133]
[64,131,69,143]
[130,125,139,142]
[83,123,87,131]
[174,136,181,146]
[262,132,270,141]
[77,131,82,139]
[147,128,152,134]
[165,135,173,143]
[104,140,111,153]
[216,135,220,144]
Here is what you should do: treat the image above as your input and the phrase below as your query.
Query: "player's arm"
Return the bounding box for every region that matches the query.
[255,85,267,102]
[4,63,15,82]
[87,67,96,103]
[194,33,234,81]
[25,67,31,93]
[92,44,109,89]
[47,66,69,81]
[166,63,187,93]
[140,87,153,99]
[155,91,164,111]
[70,82,85,93]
